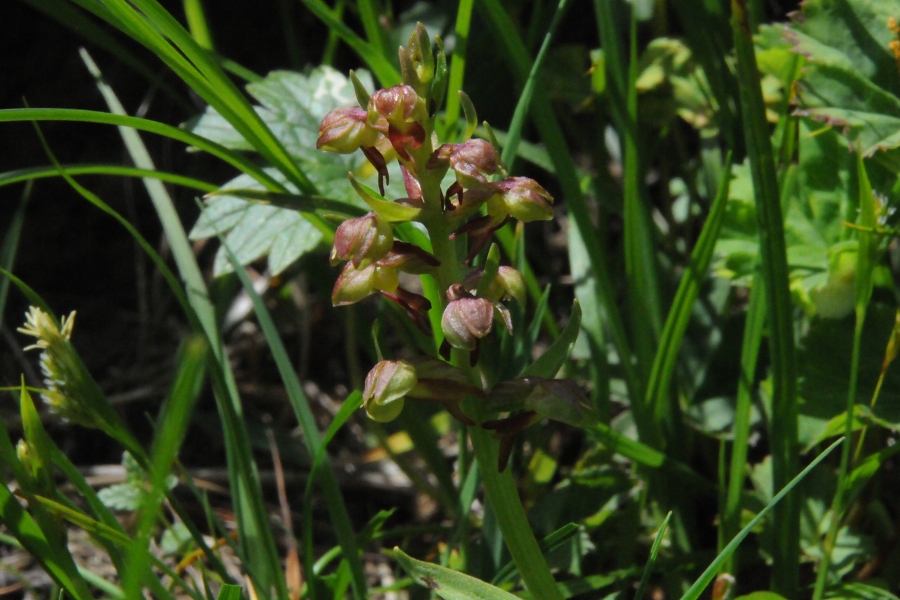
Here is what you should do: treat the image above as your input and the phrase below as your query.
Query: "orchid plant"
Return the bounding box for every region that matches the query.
[317,24,597,461]
[316,24,596,598]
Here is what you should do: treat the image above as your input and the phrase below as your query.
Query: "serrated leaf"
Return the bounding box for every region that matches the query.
[188,67,380,274]
[785,0,900,156]
[190,171,324,276]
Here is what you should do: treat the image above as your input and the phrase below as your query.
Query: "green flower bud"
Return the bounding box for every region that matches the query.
[462,266,525,303]
[363,360,417,422]
[316,106,380,154]
[331,212,393,267]
[331,262,399,306]
[486,177,554,222]
[441,285,495,352]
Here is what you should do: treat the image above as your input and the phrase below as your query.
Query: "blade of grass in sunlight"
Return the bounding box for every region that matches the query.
[222,244,369,599]
[622,7,663,393]
[357,0,389,59]
[0,165,217,193]
[183,0,214,50]
[444,0,475,132]
[681,438,844,600]
[80,51,288,594]
[731,0,799,593]
[500,0,572,171]
[0,108,284,190]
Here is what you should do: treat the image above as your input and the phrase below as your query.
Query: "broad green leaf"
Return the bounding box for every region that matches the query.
[189,67,380,274]
[785,0,900,157]
[390,548,521,599]
[190,171,325,276]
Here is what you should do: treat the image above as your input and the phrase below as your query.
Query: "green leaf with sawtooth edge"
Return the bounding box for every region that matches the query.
[188,67,377,275]
[784,0,900,156]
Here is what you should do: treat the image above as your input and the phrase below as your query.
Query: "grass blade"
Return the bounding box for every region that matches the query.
[79,51,287,594]
[500,0,572,171]
[635,512,672,600]
[731,0,799,592]
[0,164,216,192]
[645,156,733,426]
[681,438,843,600]
[444,0,475,131]
[0,108,284,190]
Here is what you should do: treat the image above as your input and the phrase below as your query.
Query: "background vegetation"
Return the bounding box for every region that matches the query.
[2,0,900,598]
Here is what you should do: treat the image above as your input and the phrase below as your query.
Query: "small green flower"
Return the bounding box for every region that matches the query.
[363,360,417,422]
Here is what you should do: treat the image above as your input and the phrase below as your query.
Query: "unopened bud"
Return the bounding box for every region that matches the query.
[429,139,499,189]
[316,106,380,154]
[486,177,554,222]
[368,85,426,131]
[441,285,495,352]
[331,212,393,267]
[363,360,417,422]
[331,261,398,306]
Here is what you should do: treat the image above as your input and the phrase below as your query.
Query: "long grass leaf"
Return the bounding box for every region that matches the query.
[121,335,206,599]
[681,438,843,600]
[646,157,733,426]
[0,108,283,190]
[0,164,217,192]
[444,0,475,131]
[635,512,672,600]
[500,0,572,170]
[731,0,799,592]
[79,54,287,595]
[721,273,766,574]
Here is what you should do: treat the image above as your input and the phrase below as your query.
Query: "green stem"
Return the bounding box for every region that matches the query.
[419,170,561,600]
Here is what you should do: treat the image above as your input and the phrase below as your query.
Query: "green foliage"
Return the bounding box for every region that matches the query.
[189,67,377,275]
[97,452,177,512]
[6,0,900,597]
